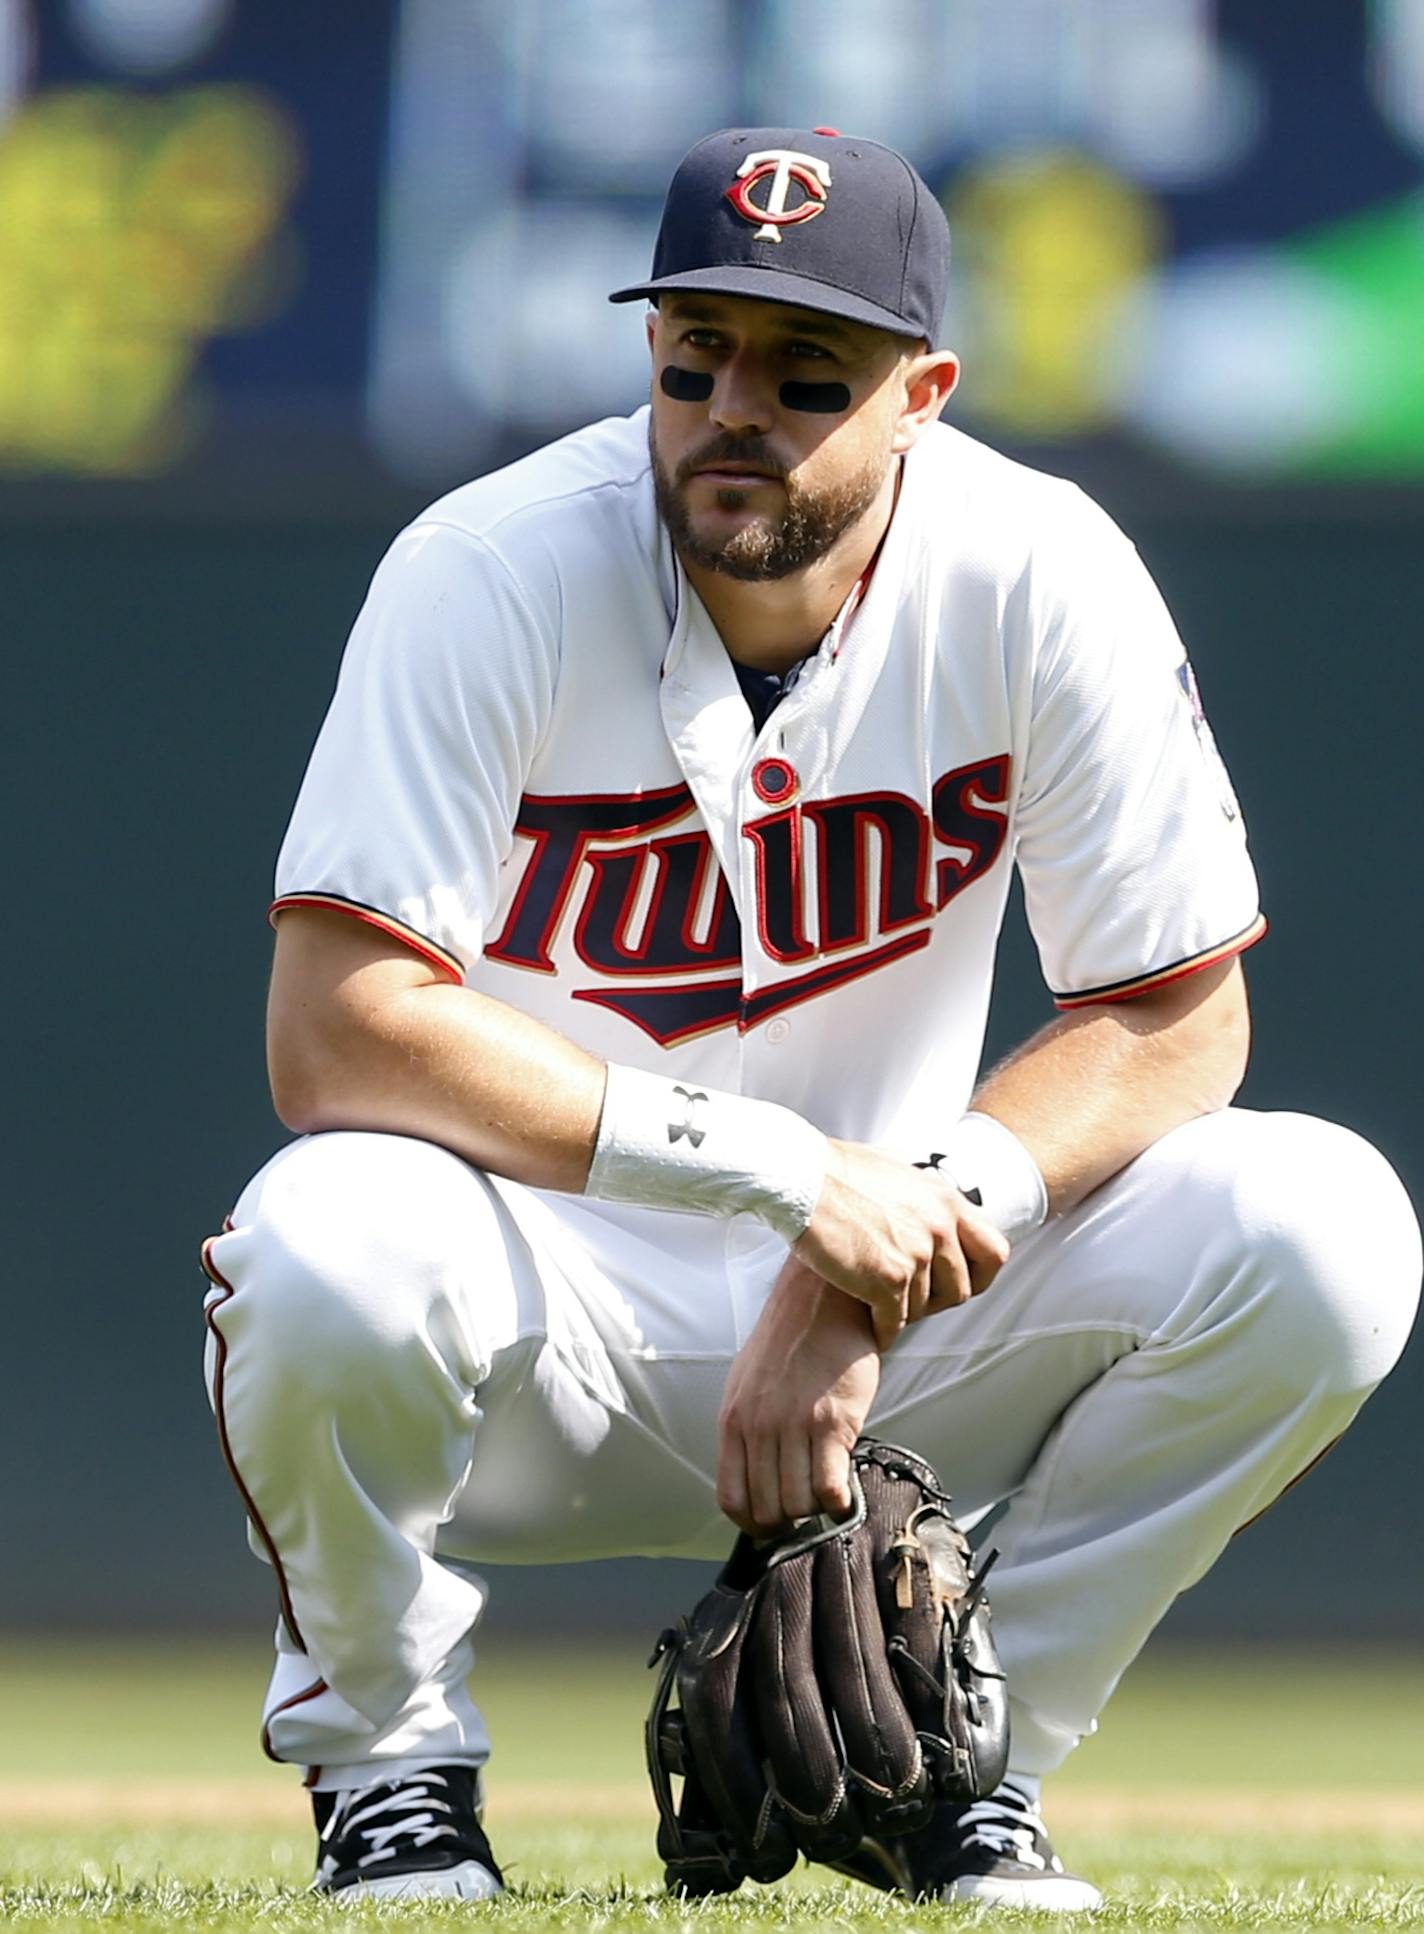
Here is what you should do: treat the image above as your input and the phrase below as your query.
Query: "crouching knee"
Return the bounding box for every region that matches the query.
[1211,1112,1421,1403]
[204,1131,513,1393]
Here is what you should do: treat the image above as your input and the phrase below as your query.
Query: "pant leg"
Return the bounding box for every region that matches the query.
[206,1110,1419,1787]
[202,1130,738,1785]
[869,1108,1421,1774]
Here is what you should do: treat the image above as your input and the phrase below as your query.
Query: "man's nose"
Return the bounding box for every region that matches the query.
[709,350,777,435]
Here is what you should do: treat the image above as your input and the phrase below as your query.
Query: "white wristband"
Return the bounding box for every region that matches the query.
[587,1063,829,1244]
[923,1112,1048,1245]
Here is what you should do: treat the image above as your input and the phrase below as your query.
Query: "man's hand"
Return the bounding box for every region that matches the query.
[717,1261,882,1535]
[794,1140,1010,1348]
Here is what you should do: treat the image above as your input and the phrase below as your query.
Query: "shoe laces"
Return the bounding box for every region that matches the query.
[956,1783,1052,1871]
[325,1771,462,1871]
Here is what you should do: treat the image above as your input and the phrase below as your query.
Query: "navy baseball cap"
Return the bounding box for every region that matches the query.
[610,126,949,342]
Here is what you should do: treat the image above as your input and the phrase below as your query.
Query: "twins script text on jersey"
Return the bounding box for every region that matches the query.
[486,758,1010,1044]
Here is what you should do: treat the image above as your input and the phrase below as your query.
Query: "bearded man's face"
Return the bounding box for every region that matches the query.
[647,295,906,581]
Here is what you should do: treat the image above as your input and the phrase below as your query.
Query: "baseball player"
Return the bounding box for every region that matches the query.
[201,128,1421,1908]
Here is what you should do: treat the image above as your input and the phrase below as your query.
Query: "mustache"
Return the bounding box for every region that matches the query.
[674,435,788,487]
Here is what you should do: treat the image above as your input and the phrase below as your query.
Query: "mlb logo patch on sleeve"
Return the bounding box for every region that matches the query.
[1177,660,1241,823]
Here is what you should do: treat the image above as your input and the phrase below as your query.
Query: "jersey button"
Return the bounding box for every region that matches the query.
[766,1018,790,1045]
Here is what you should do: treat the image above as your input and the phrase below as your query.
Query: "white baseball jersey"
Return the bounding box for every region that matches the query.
[274,408,1262,1157]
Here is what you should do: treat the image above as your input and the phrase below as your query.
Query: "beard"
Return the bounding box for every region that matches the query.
[650,424,888,582]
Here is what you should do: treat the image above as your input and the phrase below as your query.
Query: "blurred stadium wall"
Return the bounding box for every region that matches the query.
[4,0,1420,1636]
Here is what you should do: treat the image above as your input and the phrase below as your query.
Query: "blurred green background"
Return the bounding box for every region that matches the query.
[6,1639,1422,1794]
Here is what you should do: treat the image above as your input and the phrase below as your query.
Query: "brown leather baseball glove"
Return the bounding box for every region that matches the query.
[645,1437,1010,1895]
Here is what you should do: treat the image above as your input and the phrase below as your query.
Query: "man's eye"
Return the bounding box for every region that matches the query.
[788,342,831,360]
[684,330,721,349]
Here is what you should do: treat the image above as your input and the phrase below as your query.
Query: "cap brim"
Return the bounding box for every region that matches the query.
[608,265,925,339]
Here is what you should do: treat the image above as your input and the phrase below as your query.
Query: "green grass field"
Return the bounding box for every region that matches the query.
[2,1639,1421,1930]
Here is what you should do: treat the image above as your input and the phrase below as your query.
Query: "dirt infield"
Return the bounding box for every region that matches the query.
[6,1780,1423,1835]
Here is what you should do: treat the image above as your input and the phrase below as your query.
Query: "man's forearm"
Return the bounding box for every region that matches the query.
[268,905,1007,1343]
[970,958,1250,1216]
[269,910,607,1192]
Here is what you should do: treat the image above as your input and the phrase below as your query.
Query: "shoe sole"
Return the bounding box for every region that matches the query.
[945,1873,1103,1911]
[320,1860,503,1902]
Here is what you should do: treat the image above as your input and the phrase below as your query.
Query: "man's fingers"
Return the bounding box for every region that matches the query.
[967,1252,1004,1295]
[716,1427,752,1531]
[961,1207,1011,1294]
[800,1141,1010,1339]
[921,1202,1013,1313]
[745,1423,786,1532]
[778,1432,817,1524]
[961,1209,1011,1267]
[721,1425,855,1532]
[905,1257,933,1325]
[870,1293,905,1350]
[810,1431,853,1519]
[928,1244,972,1311]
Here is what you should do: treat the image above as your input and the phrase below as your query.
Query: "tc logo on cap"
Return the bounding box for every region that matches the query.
[726,149,832,243]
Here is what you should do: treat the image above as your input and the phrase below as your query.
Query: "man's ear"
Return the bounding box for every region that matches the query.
[892,349,960,453]
[646,311,658,358]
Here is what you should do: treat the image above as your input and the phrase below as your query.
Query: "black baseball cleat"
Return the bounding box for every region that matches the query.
[833,1779,1102,1912]
[310,1764,504,1901]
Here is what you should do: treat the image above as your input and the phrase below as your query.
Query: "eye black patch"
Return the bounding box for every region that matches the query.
[660,366,714,402]
[780,380,852,414]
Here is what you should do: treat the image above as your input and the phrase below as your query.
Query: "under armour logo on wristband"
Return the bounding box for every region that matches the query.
[914,1151,982,1205]
[669,1086,709,1148]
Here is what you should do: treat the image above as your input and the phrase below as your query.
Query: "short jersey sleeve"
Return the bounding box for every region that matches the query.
[1013,497,1263,1006]
[273,520,556,978]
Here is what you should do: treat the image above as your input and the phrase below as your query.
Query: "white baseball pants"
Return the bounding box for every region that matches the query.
[202,1109,1419,1791]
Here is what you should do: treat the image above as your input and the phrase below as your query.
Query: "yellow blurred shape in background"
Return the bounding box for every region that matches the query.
[948,151,1164,435]
[0,86,301,474]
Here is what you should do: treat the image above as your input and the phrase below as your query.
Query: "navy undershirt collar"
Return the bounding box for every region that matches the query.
[732,659,788,733]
